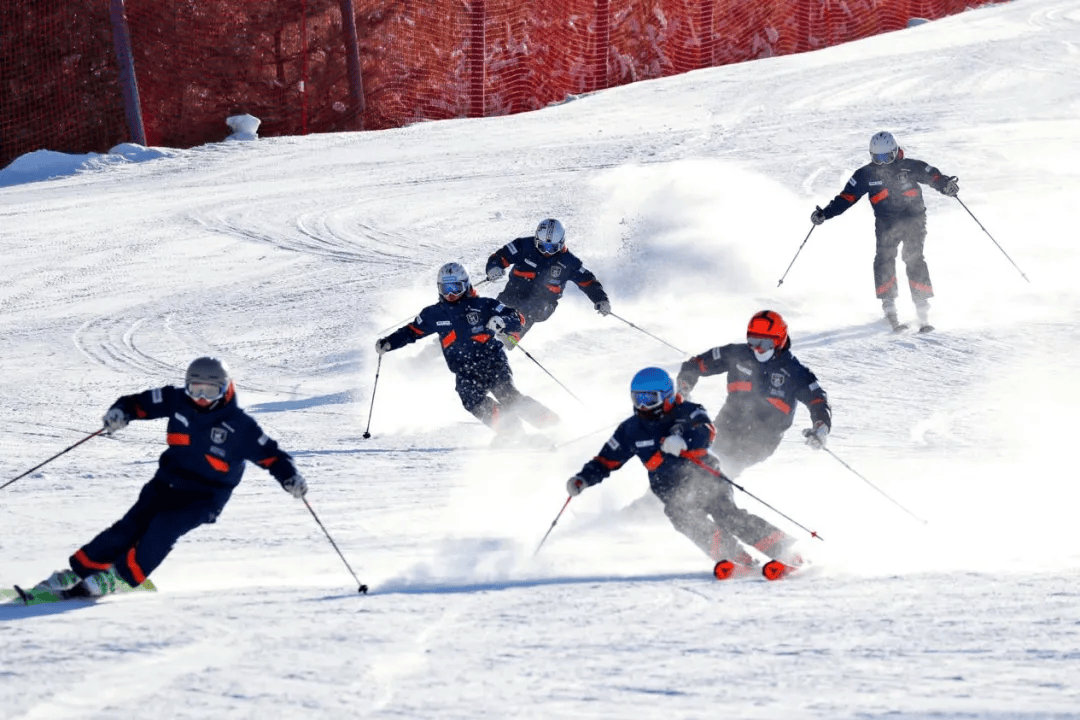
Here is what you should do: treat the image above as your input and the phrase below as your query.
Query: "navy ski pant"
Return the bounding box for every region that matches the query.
[874,214,934,304]
[71,476,224,588]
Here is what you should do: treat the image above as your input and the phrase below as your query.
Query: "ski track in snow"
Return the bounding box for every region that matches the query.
[4,2,1080,718]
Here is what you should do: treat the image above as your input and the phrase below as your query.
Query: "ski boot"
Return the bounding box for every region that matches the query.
[882,299,907,332]
[67,567,126,598]
[33,569,81,592]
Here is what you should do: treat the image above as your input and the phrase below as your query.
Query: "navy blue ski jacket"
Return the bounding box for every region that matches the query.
[575,398,719,499]
[677,342,831,438]
[110,385,299,503]
[820,155,952,221]
[382,292,524,376]
[485,239,608,321]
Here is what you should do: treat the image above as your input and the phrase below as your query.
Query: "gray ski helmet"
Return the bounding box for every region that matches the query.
[185,356,231,402]
[869,131,899,165]
[534,218,566,256]
[436,261,471,301]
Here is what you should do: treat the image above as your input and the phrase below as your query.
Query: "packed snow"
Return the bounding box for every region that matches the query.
[2,1,1079,717]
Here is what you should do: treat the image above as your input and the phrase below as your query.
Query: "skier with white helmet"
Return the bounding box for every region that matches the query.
[484,218,611,337]
[376,262,559,438]
[29,357,308,600]
[811,131,959,332]
[566,367,803,575]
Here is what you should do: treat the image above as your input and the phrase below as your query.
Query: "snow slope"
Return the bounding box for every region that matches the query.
[2,1,1079,717]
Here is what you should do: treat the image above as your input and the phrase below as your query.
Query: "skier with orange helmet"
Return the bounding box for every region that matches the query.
[675,311,831,479]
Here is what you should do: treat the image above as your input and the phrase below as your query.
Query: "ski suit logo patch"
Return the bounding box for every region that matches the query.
[211,428,228,444]
[466,311,481,326]
[770,373,786,388]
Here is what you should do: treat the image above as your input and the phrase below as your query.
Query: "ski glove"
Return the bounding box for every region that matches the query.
[661,434,688,456]
[810,207,826,226]
[486,266,504,282]
[941,176,959,197]
[676,377,693,400]
[102,407,129,436]
[594,300,611,316]
[567,475,587,497]
[487,316,506,333]
[375,339,391,356]
[802,422,829,450]
[282,473,308,499]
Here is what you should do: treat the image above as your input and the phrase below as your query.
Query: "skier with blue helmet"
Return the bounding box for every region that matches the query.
[566,367,801,572]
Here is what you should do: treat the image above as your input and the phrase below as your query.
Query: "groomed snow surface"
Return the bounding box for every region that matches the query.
[2,1,1079,717]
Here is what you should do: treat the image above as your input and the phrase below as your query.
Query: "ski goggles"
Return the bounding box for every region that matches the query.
[631,390,666,411]
[537,238,562,255]
[439,280,467,297]
[747,337,776,353]
[871,151,896,165]
[186,381,226,401]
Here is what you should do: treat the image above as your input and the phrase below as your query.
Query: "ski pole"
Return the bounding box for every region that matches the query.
[684,454,823,541]
[823,448,928,525]
[1,428,105,491]
[362,355,382,439]
[777,223,817,287]
[303,498,368,594]
[533,495,573,556]
[607,312,685,355]
[504,336,584,405]
[954,195,1029,283]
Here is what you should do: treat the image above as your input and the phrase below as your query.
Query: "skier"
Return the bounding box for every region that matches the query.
[376,262,559,438]
[676,310,831,479]
[810,131,959,332]
[32,357,308,599]
[484,218,611,337]
[566,367,803,571]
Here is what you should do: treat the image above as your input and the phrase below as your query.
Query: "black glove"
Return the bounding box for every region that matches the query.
[941,176,959,197]
[810,207,826,226]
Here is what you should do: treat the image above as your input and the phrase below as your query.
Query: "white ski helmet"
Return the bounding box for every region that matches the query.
[534,218,566,256]
[185,356,232,404]
[869,131,899,165]
[436,261,471,302]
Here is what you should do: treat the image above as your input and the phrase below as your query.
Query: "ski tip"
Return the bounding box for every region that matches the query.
[713,559,756,580]
[713,560,736,580]
[762,559,797,581]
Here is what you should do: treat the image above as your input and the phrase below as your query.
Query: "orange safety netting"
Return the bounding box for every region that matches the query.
[0,0,998,170]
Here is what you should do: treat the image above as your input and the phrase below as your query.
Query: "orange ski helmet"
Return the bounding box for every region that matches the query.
[746,310,788,356]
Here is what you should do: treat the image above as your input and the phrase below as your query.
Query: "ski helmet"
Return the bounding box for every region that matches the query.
[746,310,788,363]
[185,356,232,405]
[868,131,899,165]
[436,262,471,302]
[629,367,675,419]
[534,218,566,256]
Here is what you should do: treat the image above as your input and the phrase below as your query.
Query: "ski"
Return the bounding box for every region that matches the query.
[2,579,158,606]
[713,558,804,582]
[761,559,800,581]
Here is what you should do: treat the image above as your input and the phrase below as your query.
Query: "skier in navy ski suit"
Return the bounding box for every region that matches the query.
[377,262,559,436]
[677,311,832,480]
[567,367,801,568]
[811,131,959,330]
[484,218,610,337]
[47,357,308,598]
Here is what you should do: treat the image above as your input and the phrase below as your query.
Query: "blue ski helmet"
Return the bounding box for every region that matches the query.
[630,367,674,419]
